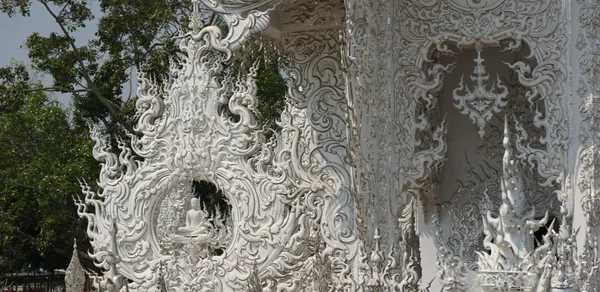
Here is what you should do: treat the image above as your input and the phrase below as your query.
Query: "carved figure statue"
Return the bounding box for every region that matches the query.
[178,198,211,236]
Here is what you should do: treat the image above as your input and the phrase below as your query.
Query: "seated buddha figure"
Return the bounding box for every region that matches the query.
[178,198,211,237]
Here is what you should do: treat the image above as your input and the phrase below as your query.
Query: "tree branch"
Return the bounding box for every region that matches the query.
[39,0,136,134]
[36,86,91,93]
[0,86,90,95]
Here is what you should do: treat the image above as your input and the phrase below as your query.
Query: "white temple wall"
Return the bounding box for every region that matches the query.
[572,0,600,267]
[74,0,600,289]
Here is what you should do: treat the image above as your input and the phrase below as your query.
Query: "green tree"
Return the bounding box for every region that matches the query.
[1,0,285,129]
[1,0,195,132]
[0,65,97,273]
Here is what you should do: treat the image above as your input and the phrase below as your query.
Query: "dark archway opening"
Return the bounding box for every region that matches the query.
[191,180,230,256]
[192,180,230,218]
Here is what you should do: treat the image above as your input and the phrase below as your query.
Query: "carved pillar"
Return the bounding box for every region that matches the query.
[275,0,361,288]
[575,0,600,288]
[344,0,446,289]
[344,0,401,251]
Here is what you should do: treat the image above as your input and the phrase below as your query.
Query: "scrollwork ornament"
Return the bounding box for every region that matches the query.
[76,1,358,289]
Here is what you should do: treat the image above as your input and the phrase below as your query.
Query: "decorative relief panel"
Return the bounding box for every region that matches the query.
[73,0,589,290]
[439,62,559,274]
[344,0,446,267]
[435,124,566,291]
[577,0,600,212]
[391,0,567,289]
[75,1,357,290]
[344,1,568,288]
[397,0,568,184]
[280,2,360,288]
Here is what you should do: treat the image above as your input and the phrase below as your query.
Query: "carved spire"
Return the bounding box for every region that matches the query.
[189,0,204,33]
[500,118,527,224]
[65,239,86,292]
[477,120,550,290]
[367,228,384,287]
[551,196,578,291]
[101,220,128,292]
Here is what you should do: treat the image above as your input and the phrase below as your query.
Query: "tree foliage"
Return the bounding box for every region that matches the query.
[0,66,96,273]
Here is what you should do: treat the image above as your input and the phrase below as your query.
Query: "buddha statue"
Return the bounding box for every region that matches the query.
[178,198,211,237]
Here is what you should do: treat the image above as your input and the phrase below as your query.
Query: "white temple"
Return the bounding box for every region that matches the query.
[70,0,600,290]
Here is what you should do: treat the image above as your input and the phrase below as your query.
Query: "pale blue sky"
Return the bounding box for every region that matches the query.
[0,1,103,107]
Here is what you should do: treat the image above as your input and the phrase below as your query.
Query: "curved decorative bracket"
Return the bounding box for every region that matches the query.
[186,0,276,57]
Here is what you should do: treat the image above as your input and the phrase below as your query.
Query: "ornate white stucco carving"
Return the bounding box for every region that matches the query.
[476,123,552,291]
[75,1,358,290]
[440,70,560,276]
[576,0,600,288]
[74,0,600,290]
[397,0,568,188]
[354,200,430,291]
[436,123,556,291]
[190,0,273,52]
[453,51,509,138]
[343,0,568,289]
[279,2,359,289]
[551,195,578,290]
[344,0,448,262]
[440,159,499,271]
[280,0,345,28]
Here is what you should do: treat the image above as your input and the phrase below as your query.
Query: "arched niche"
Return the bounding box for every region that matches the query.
[154,179,232,258]
[429,43,560,272]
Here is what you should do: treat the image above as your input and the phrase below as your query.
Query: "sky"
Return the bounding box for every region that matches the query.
[0,1,102,108]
